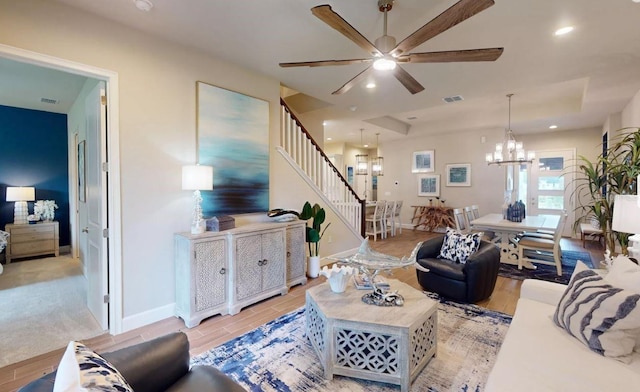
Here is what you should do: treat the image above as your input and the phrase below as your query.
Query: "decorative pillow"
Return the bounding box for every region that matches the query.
[438,227,483,264]
[53,341,133,392]
[553,268,640,363]
[604,255,640,294]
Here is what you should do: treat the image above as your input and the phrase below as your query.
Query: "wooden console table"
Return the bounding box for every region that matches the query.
[411,206,454,231]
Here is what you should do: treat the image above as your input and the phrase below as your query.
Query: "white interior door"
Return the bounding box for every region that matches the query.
[528,149,576,237]
[85,82,109,330]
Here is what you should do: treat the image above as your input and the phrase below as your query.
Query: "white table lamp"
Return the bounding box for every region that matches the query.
[182,165,213,234]
[6,186,35,224]
[612,194,640,258]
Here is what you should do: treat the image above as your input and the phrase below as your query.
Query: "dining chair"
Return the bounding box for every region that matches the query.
[365,200,387,241]
[464,206,475,228]
[471,205,480,220]
[452,208,469,233]
[383,200,395,238]
[516,211,567,276]
[392,200,403,236]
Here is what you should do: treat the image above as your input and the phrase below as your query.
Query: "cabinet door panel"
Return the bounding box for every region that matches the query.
[286,226,305,282]
[261,231,285,291]
[236,235,263,300]
[194,239,227,312]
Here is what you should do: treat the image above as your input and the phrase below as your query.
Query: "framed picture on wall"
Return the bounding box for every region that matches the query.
[418,174,440,197]
[446,163,471,187]
[412,150,435,173]
[346,165,354,186]
[197,81,269,216]
[77,140,86,203]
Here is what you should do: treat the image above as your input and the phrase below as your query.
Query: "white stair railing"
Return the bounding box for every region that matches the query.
[280,100,364,236]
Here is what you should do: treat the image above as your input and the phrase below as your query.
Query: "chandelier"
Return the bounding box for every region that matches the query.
[356,129,369,175]
[486,94,535,166]
[371,133,384,176]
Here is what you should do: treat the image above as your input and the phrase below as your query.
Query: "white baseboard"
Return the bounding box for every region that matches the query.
[121,303,176,333]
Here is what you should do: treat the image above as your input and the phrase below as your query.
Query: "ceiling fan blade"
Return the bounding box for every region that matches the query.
[312,5,382,57]
[391,0,495,57]
[279,58,372,68]
[332,66,374,95]
[393,65,425,95]
[401,48,504,63]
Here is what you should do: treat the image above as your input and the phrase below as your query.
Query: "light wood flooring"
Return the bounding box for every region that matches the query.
[0,230,605,391]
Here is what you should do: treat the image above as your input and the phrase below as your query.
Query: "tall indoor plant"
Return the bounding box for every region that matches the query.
[573,128,640,254]
[299,201,331,278]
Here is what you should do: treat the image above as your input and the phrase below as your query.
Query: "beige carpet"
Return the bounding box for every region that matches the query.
[0,256,105,368]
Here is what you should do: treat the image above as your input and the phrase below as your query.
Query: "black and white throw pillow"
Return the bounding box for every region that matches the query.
[53,341,133,392]
[553,267,640,363]
[438,227,483,264]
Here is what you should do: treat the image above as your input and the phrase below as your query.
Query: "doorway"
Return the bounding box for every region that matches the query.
[0,43,123,334]
[521,149,576,237]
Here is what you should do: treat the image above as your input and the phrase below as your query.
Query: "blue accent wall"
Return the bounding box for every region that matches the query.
[0,105,70,247]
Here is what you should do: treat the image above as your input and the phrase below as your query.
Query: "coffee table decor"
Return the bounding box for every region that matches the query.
[319,265,356,293]
[331,239,427,306]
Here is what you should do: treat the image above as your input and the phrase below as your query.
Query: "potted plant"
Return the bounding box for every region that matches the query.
[573,128,640,255]
[299,201,331,278]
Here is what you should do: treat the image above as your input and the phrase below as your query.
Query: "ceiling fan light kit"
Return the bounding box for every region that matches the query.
[279,0,504,95]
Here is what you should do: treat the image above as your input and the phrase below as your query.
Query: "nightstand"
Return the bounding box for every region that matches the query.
[4,221,59,263]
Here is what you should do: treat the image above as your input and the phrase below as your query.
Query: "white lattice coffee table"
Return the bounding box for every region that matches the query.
[305,279,437,391]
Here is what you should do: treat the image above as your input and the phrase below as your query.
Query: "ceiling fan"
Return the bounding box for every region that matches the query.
[279,0,503,95]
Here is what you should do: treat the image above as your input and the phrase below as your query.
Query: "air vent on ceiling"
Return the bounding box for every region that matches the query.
[442,95,464,103]
[40,98,59,105]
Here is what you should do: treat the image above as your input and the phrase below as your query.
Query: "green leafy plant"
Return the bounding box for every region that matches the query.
[572,128,640,254]
[299,201,331,257]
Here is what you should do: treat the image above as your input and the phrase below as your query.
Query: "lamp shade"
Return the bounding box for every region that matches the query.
[612,195,640,234]
[6,186,35,202]
[182,165,213,191]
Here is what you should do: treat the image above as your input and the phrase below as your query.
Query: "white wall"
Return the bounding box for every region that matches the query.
[622,88,640,129]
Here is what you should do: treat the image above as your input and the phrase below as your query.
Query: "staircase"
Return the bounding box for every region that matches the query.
[279,99,365,237]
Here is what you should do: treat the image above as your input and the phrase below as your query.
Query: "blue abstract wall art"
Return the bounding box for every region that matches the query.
[197,82,269,216]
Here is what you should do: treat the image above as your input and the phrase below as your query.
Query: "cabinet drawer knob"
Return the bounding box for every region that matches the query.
[287,251,291,257]
[262,259,268,266]
[257,260,263,266]
[219,268,226,275]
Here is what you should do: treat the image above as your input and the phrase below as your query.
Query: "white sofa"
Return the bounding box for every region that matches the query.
[486,278,640,391]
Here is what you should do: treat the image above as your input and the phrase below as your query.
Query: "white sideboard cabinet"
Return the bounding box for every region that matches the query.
[174,220,306,327]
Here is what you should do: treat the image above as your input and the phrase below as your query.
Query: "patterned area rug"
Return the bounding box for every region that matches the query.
[498,250,594,284]
[192,293,512,391]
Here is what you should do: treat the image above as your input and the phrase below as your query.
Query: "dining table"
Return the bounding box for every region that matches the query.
[470,213,561,268]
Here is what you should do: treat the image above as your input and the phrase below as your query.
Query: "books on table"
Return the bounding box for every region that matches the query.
[353,274,390,290]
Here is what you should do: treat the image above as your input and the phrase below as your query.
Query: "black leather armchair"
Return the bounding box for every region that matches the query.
[18,332,245,392]
[416,234,500,303]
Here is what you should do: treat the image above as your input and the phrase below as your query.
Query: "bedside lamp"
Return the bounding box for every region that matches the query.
[182,165,213,234]
[612,194,640,259]
[6,186,35,224]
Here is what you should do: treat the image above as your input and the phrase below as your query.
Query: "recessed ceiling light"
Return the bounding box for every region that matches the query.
[549,125,558,129]
[326,137,332,141]
[322,121,327,126]
[554,26,574,36]
[133,0,153,12]
[364,144,369,148]
[366,82,376,89]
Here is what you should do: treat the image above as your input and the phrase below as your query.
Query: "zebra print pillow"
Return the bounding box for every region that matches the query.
[553,268,640,363]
